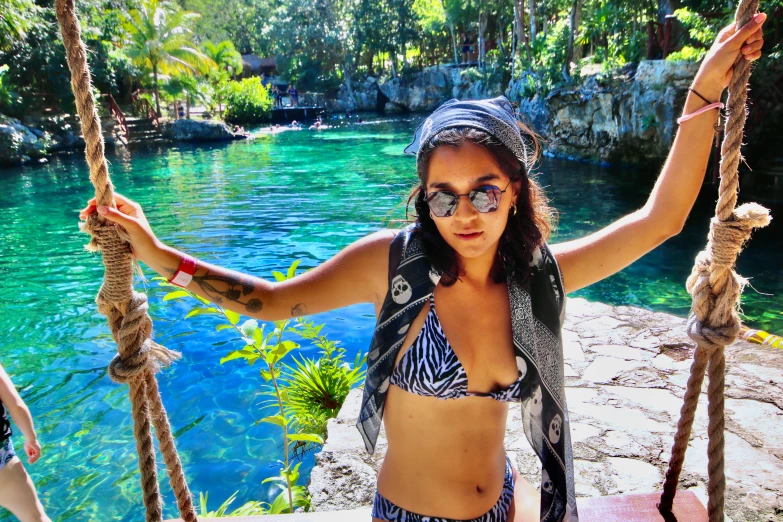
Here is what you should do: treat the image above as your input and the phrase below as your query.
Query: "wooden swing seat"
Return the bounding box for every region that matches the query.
[167,490,707,521]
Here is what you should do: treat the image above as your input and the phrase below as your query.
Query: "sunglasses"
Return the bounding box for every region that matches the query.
[426,180,512,218]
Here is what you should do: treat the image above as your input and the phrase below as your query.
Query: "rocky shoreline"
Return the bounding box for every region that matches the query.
[0,59,727,169]
[329,60,700,165]
[2,60,699,168]
[0,114,245,167]
[308,297,783,522]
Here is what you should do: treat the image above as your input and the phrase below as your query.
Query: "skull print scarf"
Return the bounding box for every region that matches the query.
[356,224,579,522]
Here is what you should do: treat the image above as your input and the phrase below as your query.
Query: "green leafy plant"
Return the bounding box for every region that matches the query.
[157,260,365,514]
[275,318,366,451]
[667,8,722,63]
[223,76,273,123]
[0,65,20,114]
[199,491,267,517]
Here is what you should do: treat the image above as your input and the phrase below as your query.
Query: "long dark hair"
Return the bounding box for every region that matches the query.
[406,125,555,287]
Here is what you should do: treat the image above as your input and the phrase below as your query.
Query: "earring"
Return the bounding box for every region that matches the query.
[511,204,517,216]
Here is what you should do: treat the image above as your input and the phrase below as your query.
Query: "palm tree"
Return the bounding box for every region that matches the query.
[123,0,214,116]
[200,40,243,117]
[201,40,244,78]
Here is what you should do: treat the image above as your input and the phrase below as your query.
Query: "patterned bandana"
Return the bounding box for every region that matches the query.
[357,224,579,522]
[403,95,530,170]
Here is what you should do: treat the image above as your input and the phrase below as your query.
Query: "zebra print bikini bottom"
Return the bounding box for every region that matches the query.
[372,455,515,522]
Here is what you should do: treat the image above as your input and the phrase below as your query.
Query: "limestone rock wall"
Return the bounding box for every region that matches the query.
[0,114,92,166]
[308,297,783,522]
[327,66,505,114]
[510,61,701,164]
[328,60,699,165]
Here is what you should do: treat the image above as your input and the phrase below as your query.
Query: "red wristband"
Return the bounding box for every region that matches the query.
[169,254,197,288]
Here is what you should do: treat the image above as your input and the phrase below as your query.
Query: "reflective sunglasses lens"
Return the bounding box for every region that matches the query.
[470,186,501,212]
[428,192,457,217]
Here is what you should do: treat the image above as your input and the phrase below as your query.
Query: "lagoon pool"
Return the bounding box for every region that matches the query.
[1,117,780,521]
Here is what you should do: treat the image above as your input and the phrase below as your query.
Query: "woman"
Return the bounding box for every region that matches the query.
[0,364,50,522]
[80,16,765,522]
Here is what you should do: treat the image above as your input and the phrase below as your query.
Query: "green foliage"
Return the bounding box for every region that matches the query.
[666,45,707,63]
[277,318,366,445]
[198,487,311,517]
[223,77,273,123]
[155,260,363,514]
[122,0,214,113]
[201,40,244,77]
[198,491,267,517]
[672,8,719,48]
[526,17,573,96]
[0,0,40,51]
[413,0,447,34]
[666,8,721,63]
[0,66,20,113]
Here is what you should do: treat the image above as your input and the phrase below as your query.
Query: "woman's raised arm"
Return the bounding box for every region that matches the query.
[80,193,396,321]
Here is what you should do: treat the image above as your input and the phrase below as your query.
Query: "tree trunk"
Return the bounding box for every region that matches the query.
[512,3,518,77]
[573,0,583,62]
[186,97,190,119]
[342,58,358,108]
[515,0,531,64]
[563,0,579,82]
[529,0,537,43]
[400,15,407,70]
[367,50,375,76]
[478,10,488,71]
[448,21,459,65]
[153,63,161,117]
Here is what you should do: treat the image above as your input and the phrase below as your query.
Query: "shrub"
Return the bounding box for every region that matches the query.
[278,319,366,446]
[0,65,22,115]
[223,77,273,123]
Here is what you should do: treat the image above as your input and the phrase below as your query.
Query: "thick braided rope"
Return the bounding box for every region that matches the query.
[54,1,197,520]
[659,1,771,520]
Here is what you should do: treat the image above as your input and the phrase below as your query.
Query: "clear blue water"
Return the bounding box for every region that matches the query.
[0,116,780,521]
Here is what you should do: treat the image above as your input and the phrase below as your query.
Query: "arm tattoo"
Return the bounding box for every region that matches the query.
[291,303,307,317]
[192,270,263,313]
[162,266,177,277]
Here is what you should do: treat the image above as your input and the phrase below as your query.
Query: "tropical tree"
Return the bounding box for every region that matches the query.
[122,0,214,116]
[201,40,243,77]
[0,0,40,51]
[200,39,242,116]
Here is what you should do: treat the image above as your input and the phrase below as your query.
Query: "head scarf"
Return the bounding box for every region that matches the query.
[403,95,531,170]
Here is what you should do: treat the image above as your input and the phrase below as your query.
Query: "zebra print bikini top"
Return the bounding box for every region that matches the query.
[389,294,525,402]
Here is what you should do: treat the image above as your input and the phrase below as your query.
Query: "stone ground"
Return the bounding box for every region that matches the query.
[308,297,783,522]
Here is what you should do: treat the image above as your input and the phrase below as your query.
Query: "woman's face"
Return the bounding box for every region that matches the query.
[425,141,518,263]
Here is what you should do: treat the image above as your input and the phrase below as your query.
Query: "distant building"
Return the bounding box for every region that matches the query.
[241,54,277,79]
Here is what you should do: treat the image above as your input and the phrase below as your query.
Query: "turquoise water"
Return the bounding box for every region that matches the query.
[0,117,780,521]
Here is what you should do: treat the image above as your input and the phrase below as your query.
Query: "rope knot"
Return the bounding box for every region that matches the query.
[686,313,740,353]
[108,339,182,384]
[101,291,182,383]
[710,203,771,268]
